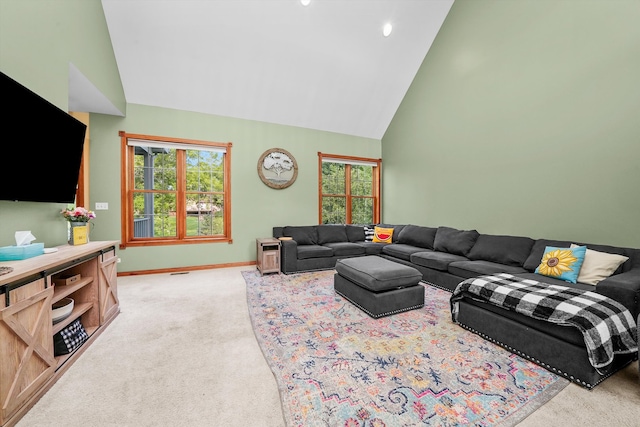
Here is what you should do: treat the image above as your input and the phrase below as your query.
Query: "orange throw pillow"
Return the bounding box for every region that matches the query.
[373,226,394,244]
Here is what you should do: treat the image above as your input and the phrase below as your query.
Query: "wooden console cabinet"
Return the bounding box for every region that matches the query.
[0,241,119,427]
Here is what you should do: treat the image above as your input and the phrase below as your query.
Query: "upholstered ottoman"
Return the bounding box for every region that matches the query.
[334,256,424,318]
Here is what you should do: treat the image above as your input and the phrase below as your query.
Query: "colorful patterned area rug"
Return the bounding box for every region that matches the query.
[243,270,569,427]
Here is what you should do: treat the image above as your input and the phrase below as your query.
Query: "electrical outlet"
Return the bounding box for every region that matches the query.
[95,202,109,210]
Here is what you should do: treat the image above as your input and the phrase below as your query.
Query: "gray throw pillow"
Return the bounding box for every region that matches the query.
[433,226,480,256]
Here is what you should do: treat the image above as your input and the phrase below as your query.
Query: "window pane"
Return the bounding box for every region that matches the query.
[322,163,345,194]
[153,150,177,191]
[351,197,374,225]
[186,150,224,192]
[133,154,145,190]
[322,196,346,224]
[134,147,177,191]
[132,192,177,238]
[185,193,224,236]
[350,165,373,196]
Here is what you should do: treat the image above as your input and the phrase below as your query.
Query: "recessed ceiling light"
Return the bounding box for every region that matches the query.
[300,0,310,6]
[383,23,393,37]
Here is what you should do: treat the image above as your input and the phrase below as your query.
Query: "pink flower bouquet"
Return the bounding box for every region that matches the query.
[61,207,96,223]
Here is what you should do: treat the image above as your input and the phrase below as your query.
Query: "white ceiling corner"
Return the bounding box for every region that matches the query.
[99,0,454,139]
[68,63,124,116]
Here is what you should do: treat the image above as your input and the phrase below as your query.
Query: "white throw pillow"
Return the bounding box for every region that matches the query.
[570,244,629,286]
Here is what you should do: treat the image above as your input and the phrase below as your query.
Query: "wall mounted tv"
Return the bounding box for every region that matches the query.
[1,71,87,203]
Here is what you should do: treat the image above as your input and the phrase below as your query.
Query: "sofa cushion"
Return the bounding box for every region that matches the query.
[354,242,386,255]
[468,234,535,267]
[410,251,466,271]
[346,225,365,242]
[284,226,318,245]
[372,226,394,243]
[534,245,586,284]
[433,226,480,257]
[397,225,437,249]
[570,244,629,286]
[297,244,333,260]
[381,244,429,262]
[317,224,348,244]
[448,260,527,279]
[323,242,366,257]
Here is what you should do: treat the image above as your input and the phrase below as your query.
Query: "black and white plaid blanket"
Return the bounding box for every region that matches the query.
[450,273,638,369]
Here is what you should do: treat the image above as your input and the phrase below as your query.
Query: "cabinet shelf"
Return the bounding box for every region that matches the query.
[52,301,94,335]
[52,276,94,304]
[54,325,99,369]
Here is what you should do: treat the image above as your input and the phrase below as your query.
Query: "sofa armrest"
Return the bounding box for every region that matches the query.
[280,239,298,274]
[595,269,640,319]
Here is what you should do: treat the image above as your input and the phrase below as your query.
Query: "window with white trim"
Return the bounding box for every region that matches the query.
[318,152,381,224]
[120,132,232,248]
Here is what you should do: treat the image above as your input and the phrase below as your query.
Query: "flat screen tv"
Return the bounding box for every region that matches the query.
[1,71,87,203]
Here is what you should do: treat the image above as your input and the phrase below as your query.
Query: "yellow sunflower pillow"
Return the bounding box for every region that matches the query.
[535,245,587,284]
[372,226,394,244]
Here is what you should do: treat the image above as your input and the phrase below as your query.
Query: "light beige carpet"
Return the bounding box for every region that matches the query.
[16,266,639,426]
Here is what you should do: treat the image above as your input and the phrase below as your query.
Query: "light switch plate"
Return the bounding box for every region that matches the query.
[95,202,109,210]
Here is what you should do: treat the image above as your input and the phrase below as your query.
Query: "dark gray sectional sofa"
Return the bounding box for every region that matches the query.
[273,223,640,388]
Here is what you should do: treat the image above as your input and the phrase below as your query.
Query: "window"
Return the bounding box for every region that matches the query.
[120,132,232,248]
[318,152,381,224]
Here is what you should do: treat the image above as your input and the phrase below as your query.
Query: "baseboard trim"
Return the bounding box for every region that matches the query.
[117,261,256,276]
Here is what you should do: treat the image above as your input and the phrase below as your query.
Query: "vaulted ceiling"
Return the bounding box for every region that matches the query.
[96,0,454,140]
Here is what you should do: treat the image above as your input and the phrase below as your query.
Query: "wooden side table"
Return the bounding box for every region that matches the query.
[256,238,281,275]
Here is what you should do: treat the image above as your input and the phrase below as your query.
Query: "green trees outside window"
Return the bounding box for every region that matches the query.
[319,153,381,225]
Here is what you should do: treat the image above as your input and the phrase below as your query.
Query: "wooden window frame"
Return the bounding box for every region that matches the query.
[119,131,232,249]
[70,111,90,208]
[317,152,381,225]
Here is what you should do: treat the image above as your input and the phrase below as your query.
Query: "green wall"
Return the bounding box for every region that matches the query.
[0,0,124,247]
[89,105,379,272]
[383,0,640,248]
[0,0,380,272]
[4,0,639,273]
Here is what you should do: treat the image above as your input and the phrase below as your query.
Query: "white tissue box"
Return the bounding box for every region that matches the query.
[0,243,45,261]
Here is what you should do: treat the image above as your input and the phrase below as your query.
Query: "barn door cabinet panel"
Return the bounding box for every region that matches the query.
[0,241,119,427]
[0,280,55,427]
[99,249,119,324]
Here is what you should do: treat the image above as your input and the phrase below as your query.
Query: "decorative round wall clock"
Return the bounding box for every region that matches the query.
[257,148,298,189]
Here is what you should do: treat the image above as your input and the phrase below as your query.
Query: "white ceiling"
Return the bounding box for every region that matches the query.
[94,0,453,140]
